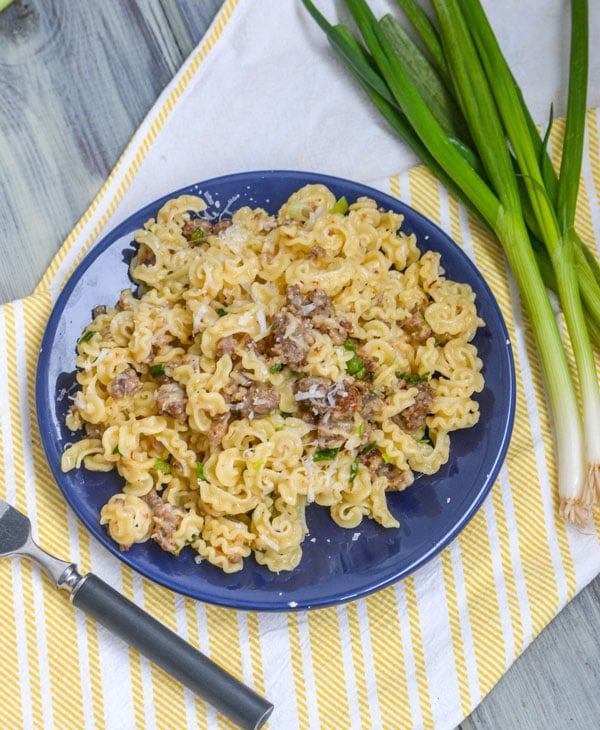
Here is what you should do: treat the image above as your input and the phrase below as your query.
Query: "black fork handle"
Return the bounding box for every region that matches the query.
[71,573,273,730]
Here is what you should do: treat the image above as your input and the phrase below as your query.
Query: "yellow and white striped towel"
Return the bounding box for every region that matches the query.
[1,1,600,728]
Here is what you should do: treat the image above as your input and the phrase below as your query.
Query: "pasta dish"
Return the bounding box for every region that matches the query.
[61,184,485,573]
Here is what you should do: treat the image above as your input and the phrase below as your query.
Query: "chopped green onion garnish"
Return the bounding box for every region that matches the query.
[397,372,430,383]
[154,459,171,474]
[173,534,198,555]
[343,338,357,351]
[313,447,339,461]
[360,441,377,455]
[418,427,433,446]
[149,363,165,377]
[270,363,284,373]
[330,195,349,214]
[346,353,367,379]
[286,201,308,221]
[196,461,206,480]
[217,307,228,317]
[79,331,96,343]
[350,458,359,481]
[280,411,293,419]
[112,445,121,455]
[190,227,205,243]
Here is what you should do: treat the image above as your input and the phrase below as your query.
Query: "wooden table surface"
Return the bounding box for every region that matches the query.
[0,1,598,728]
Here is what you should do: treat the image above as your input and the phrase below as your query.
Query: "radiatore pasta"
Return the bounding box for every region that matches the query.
[61,184,485,573]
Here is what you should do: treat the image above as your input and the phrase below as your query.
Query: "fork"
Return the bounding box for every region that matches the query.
[0,497,273,730]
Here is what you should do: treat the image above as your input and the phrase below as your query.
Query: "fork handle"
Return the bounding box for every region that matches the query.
[70,573,273,730]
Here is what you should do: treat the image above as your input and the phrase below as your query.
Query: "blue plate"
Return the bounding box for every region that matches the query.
[36,170,515,611]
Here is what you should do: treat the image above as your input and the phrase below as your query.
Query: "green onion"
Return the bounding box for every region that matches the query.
[286,202,306,221]
[350,458,360,481]
[553,0,600,507]
[418,427,433,446]
[171,536,198,556]
[154,459,171,474]
[313,447,339,461]
[79,330,96,344]
[269,363,284,373]
[112,445,121,455]
[303,0,599,523]
[449,0,598,518]
[190,227,205,243]
[360,441,377,455]
[217,307,228,317]
[300,0,474,199]
[380,14,466,138]
[393,0,448,80]
[397,372,430,383]
[346,352,367,379]
[196,461,206,480]
[149,363,165,377]
[330,195,349,214]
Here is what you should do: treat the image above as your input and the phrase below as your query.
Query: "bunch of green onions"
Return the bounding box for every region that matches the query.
[302,0,600,526]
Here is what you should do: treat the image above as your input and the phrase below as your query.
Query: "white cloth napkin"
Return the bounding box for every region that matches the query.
[2,2,600,729]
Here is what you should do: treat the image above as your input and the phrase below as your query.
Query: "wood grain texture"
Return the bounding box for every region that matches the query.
[0,2,598,728]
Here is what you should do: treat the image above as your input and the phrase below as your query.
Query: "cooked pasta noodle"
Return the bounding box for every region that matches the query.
[62,184,485,573]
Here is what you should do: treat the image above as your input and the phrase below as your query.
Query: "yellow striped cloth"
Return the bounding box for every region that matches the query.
[1,1,599,728]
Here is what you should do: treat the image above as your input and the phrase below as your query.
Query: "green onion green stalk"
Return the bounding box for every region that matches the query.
[302,0,600,524]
